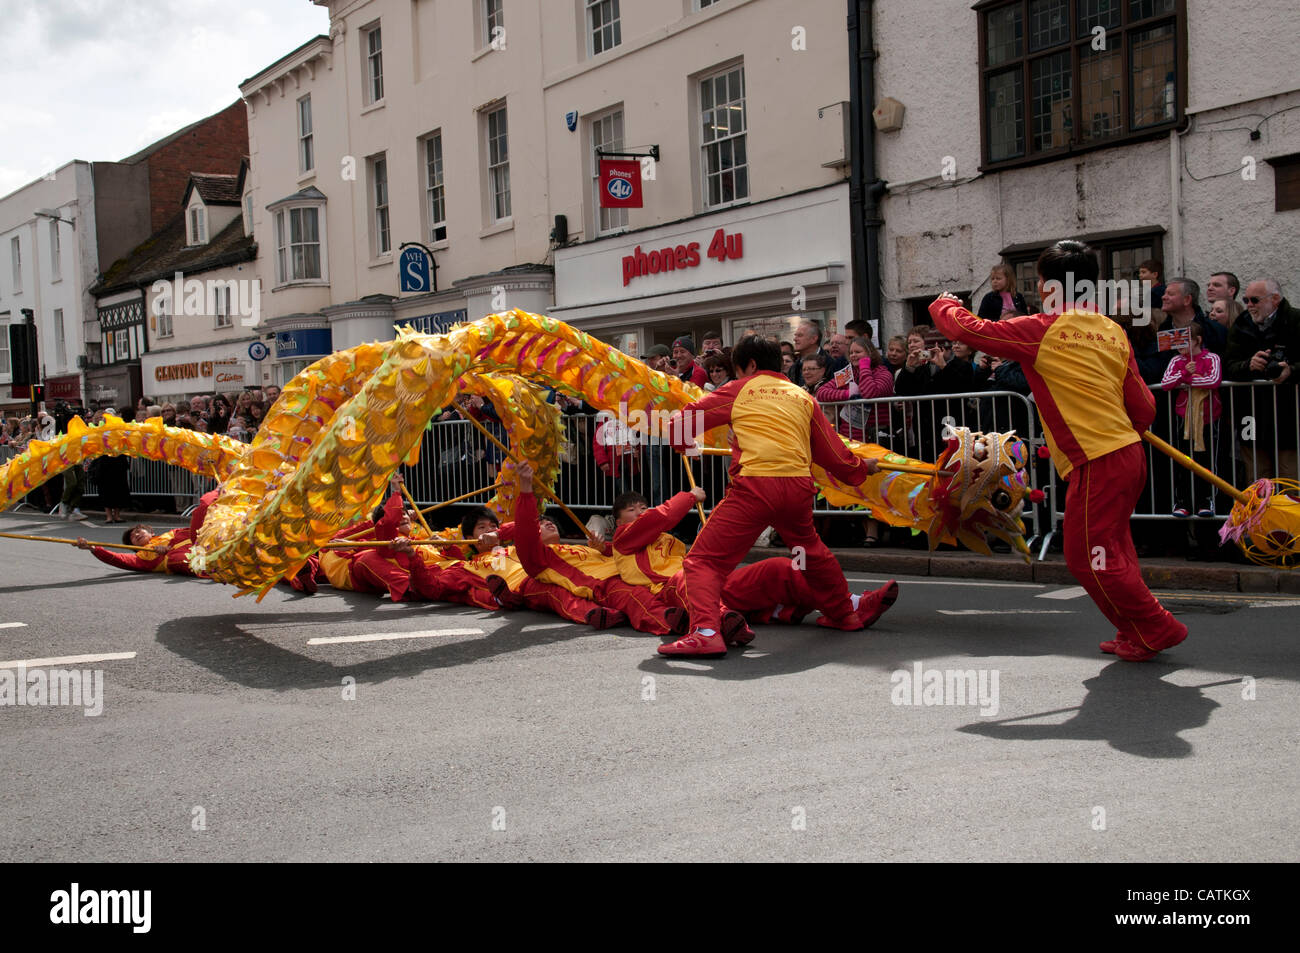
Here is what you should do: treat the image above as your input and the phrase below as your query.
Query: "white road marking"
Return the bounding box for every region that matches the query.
[520,623,573,632]
[0,622,28,630]
[1246,599,1300,608]
[1036,586,1088,600]
[937,609,1074,616]
[307,628,483,646]
[844,577,1044,589]
[0,651,136,668]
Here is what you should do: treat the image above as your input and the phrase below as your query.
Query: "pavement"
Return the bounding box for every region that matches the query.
[2,508,1296,862]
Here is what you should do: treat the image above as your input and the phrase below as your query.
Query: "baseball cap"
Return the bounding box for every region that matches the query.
[642,344,671,359]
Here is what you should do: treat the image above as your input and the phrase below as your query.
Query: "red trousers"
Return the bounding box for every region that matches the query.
[1064,442,1183,649]
[437,566,500,610]
[601,577,672,636]
[517,578,599,624]
[718,557,820,623]
[352,551,415,601]
[682,475,853,633]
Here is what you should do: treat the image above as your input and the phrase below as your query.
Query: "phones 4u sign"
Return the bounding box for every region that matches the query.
[599,159,642,208]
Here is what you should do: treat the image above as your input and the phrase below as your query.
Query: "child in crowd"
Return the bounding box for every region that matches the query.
[1159,322,1222,517]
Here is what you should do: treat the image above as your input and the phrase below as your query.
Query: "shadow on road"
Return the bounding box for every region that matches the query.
[957,664,1236,758]
[154,607,594,690]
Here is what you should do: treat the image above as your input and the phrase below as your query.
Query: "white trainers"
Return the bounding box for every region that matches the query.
[71,509,87,521]
[55,503,68,518]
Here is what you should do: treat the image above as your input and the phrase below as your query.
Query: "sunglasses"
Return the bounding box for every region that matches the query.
[1244,296,1269,304]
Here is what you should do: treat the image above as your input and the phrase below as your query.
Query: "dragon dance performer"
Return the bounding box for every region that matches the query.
[75,524,195,575]
[661,335,882,657]
[508,461,646,631]
[929,239,1186,661]
[611,490,899,644]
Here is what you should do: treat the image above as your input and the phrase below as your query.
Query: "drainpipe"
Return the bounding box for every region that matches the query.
[848,0,885,333]
[1168,129,1185,278]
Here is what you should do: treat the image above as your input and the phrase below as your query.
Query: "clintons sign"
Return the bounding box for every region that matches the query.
[620,227,743,287]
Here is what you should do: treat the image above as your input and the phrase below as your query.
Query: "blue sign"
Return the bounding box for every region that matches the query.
[275,329,332,358]
[606,177,633,201]
[565,110,578,132]
[399,246,432,293]
[248,341,270,361]
[403,310,467,335]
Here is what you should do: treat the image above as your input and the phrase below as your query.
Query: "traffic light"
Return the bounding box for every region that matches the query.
[31,384,45,404]
[8,323,37,386]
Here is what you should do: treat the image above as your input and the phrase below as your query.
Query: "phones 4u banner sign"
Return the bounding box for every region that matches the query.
[599,159,642,208]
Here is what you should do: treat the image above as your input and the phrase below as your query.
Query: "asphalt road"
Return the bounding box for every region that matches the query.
[2,510,1296,862]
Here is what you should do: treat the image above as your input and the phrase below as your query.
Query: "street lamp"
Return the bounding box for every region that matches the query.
[35,207,76,229]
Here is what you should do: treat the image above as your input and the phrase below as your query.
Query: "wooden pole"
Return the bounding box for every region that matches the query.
[413,482,499,517]
[0,531,154,551]
[692,444,954,478]
[321,538,473,551]
[680,454,709,527]
[1142,429,1248,504]
[460,411,598,543]
[398,481,435,538]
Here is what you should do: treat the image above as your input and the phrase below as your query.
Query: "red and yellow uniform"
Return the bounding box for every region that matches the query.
[89,529,196,575]
[513,490,665,633]
[667,371,872,636]
[611,492,693,593]
[929,297,1186,656]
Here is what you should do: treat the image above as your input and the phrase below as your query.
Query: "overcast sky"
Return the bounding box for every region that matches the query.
[0,0,330,197]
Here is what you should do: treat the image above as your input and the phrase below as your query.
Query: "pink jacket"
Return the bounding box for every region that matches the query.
[1159,351,1222,420]
[816,359,895,440]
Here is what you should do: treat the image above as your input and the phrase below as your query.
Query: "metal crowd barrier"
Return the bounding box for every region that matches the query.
[1048,379,1300,535]
[399,391,1051,546]
[23,380,1288,559]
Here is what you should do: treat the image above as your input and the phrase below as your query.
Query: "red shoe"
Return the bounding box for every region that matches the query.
[487,574,524,610]
[722,610,755,647]
[657,630,727,658]
[664,606,691,636]
[858,579,899,627]
[1114,622,1189,662]
[586,606,628,629]
[817,611,866,631]
[1099,638,1121,654]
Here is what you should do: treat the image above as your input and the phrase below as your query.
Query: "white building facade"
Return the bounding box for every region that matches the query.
[241,0,855,355]
[0,161,98,413]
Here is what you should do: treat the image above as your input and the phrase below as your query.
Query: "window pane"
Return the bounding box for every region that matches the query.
[986,69,1024,161]
[1130,23,1176,128]
[1028,0,1069,51]
[301,208,319,242]
[1080,42,1123,143]
[1129,0,1175,21]
[303,244,320,279]
[986,5,1023,67]
[1078,0,1121,33]
[1031,51,1072,150]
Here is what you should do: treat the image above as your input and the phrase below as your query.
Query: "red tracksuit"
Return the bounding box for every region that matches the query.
[514,491,664,631]
[668,371,871,634]
[929,297,1185,653]
[90,529,198,575]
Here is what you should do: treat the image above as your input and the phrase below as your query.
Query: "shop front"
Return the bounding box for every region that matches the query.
[44,374,84,408]
[551,183,852,356]
[270,324,333,387]
[83,362,142,413]
[142,345,260,403]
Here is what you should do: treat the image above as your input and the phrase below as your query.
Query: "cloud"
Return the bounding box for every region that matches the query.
[0,0,328,183]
